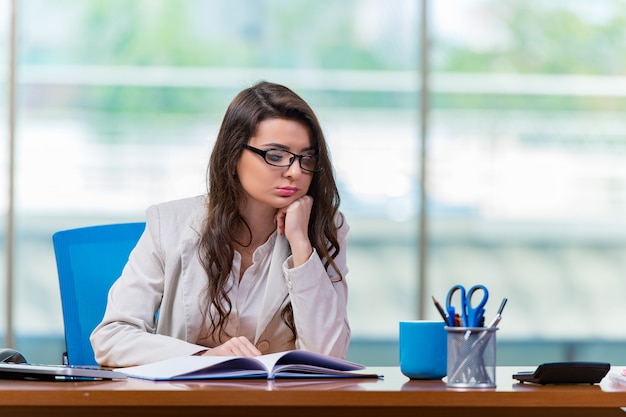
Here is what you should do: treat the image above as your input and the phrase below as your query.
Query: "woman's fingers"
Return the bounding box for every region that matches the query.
[202,336,262,357]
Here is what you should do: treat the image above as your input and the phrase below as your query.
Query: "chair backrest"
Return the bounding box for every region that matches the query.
[52,222,145,366]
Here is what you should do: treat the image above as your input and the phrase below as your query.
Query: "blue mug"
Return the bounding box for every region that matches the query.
[399,320,447,380]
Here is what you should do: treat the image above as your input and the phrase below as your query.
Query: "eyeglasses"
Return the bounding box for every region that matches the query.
[243,144,321,172]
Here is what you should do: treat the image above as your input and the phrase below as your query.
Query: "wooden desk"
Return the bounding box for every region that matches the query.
[2,366,626,417]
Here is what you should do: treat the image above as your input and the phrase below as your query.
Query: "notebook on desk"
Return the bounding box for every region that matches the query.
[0,362,127,380]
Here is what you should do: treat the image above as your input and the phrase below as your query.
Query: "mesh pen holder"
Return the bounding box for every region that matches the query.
[445,326,498,388]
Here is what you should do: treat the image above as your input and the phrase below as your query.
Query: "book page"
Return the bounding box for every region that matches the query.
[254,350,378,379]
[116,350,381,380]
[117,356,267,380]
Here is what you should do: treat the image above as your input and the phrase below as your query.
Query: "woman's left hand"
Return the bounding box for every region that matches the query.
[275,195,313,265]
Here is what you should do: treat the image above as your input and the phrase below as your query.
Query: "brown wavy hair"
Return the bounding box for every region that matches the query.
[198,81,343,342]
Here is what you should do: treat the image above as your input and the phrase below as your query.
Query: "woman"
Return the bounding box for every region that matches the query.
[90,81,350,367]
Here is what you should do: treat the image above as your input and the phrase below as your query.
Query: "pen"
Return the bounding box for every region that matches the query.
[486,297,508,329]
[463,297,508,340]
[431,296,449,324]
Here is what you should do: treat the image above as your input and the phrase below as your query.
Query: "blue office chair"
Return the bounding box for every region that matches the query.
[52,222,146,366]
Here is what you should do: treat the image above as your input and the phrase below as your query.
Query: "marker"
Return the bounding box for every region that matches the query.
[431,296,449,324]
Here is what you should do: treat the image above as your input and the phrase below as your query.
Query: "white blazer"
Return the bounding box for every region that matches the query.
[90,196,351,367]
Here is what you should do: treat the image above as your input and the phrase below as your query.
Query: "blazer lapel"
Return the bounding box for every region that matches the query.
[179,227,207,343]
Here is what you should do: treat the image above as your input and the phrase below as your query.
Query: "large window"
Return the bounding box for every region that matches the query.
[4,0,420,364]
[2,0,626,365]
[429,0,626,362]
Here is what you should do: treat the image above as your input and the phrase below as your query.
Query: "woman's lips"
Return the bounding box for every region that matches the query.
[277,187,298,197]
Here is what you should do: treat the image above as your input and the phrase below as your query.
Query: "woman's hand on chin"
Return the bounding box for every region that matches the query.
[275,196,314,266]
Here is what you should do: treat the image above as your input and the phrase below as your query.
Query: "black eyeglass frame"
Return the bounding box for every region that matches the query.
[243,144,322,172]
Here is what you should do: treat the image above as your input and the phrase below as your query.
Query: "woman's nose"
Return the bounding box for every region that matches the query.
[283,160,303,178]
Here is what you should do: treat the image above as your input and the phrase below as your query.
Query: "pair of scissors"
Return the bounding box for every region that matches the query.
[445,284,489,327]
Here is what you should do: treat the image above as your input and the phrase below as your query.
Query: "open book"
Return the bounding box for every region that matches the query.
[116,350,382,381]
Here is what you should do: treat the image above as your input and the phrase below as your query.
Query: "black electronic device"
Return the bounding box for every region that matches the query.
[513,362,610,385]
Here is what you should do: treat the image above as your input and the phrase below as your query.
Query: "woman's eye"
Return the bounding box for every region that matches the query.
[266,151,285,163]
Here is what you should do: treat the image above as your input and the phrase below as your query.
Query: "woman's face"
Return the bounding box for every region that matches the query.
[236,118,315,213]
